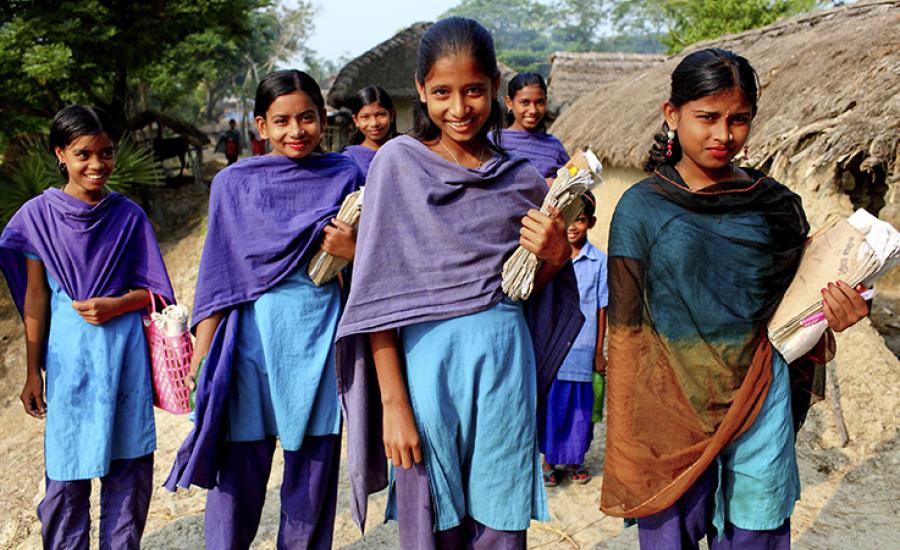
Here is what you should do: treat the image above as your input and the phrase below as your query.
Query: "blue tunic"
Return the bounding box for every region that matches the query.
[398,300,548,531]
[224,263,341,450]
[29,254,155,481]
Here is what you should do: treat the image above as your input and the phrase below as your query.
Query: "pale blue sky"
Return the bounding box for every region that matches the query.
[297,0,454,64]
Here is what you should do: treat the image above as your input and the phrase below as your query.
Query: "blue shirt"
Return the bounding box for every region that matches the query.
[557,241,608,382]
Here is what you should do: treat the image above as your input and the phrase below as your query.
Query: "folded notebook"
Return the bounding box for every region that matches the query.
[308,187,365,286]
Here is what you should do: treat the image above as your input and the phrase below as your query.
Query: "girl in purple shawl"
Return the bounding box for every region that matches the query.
[0,106,175,549]
[337,18,577,549]
[166,70,363,550]
[492,73,570,184]
[342,86,398,177]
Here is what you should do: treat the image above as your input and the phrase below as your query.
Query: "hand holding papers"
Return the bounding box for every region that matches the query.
[309,188,364,286]
[768,209,900,362]
[502,150,604,301]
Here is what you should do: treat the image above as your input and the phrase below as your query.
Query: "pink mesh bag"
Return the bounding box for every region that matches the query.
[142,292,193,414]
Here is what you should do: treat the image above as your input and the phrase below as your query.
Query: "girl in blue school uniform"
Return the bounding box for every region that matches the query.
[165,69,363,550]
[540,191,607,487]
[0,105,175,549]
[495,72,570,184]
[342,85,398,177]
[336,17,583,550]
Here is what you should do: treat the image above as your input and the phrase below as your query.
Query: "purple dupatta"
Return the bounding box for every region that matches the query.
[164,154,363,491]
[0,188,174,317]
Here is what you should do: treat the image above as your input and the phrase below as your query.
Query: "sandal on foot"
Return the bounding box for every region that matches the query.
[569,466,592,485]
[543,469,561,487]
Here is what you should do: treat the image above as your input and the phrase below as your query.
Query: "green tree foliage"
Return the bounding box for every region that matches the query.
[613,0,821,53]
[0,0,317,144]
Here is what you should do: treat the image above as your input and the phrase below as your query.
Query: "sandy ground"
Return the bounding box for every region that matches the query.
[0,178,897,549]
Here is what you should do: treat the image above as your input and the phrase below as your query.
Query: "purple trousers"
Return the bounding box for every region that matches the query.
[637,465,791,550]
[394,463,526,550]
[37,453,153,550]
[204,434,340,550]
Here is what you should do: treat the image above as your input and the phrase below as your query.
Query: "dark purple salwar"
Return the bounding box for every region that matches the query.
[334,136,585,541]
[204,435,340,550]
[539,379,594,465]
[38,454,153,550]
[637,465,791,550]
[394,465,526,550]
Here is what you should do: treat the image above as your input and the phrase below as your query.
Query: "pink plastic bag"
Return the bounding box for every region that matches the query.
[142,292,193,414]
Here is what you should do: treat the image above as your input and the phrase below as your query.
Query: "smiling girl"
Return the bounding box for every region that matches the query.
[602,48,869,548]
[165,70,363,549]
[0,106,174,548]
[492,73,569,184]
[336,17,584,549]
[342,86,398,177]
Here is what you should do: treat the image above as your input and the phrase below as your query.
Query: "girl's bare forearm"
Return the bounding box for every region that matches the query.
[369,330,411,407]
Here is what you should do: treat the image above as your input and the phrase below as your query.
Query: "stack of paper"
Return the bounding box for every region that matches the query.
[308,187,365,286]
[502,149,604,301]
[768,209,900,362]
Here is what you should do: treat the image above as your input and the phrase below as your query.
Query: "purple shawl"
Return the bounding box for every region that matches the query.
[335,135,585,530]
[493,129,570,178]
[0,188,174,318]
[165,153,363,491]
[342,145,377,177]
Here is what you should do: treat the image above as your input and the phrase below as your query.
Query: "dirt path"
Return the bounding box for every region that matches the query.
[0,182,897,549]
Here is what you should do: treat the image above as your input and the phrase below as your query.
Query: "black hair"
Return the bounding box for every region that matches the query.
[49,105,119,180]
[254,69,326,120]
[644,48,760,173]
[505,72,548,131]
[348,86,399,145]
[580,190,596,219]
[410,17,504,153]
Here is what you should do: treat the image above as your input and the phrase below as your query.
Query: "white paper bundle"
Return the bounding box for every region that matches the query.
[150,304,190,337]
[501,150,604,301]
[768,208,900,362]
[308,187,365,286]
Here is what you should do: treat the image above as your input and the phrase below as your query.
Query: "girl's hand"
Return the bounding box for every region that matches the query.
[21,372,46,418]
[594,354,607,375]
[382,401,422,470]
[321,219,356,260]
[186,354,205,392]
[822,281,869,332]
[520,206,571,268]
[72,297,120,325]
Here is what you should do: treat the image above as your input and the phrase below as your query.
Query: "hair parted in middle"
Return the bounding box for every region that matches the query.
[410,17,505,152]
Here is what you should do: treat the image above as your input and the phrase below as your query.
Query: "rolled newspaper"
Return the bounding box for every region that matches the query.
[308,187,365,286]
[151,304,191,337]
[501,149,603,301]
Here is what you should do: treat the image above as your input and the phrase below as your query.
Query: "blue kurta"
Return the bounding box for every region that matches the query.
[30,255,155,481]
[397,299,548,531]
[557,242,608,382]
[224,263,341,451]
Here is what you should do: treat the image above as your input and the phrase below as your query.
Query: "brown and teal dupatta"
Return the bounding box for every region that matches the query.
[601,164,812,518]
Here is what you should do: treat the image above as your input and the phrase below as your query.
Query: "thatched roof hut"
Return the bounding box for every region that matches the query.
[547,51,665,117]
[327,21,517,139]
[552,0,900,228]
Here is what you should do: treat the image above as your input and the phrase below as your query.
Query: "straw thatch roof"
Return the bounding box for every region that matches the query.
[547,51,665,116]
[552,0,900,224]
[327,21,517,110]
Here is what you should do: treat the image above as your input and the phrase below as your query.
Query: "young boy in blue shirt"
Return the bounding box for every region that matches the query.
[540,191,608,486]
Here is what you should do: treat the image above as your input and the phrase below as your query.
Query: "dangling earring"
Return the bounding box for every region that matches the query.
[666,129,675,157]
[743,144,750,159]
